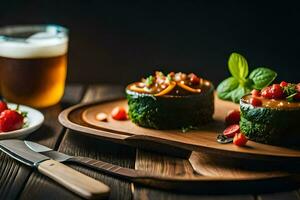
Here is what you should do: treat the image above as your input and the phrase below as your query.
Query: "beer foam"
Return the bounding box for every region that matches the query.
[0,33,68,59]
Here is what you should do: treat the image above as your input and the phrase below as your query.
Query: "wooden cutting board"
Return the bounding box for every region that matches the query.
[59,95,300,162]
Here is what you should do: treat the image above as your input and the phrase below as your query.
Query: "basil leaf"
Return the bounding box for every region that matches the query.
[217,77,239,100]
[230,85,250,103]
[249,67,277,89]
[228,53,249,82]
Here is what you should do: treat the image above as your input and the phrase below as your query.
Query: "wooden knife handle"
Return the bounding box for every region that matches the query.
[38,159,110,199]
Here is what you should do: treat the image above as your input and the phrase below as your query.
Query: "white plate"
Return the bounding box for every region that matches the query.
[0,103,44,139]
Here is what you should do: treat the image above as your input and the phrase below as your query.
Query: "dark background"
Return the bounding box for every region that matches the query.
[1,1,299,86]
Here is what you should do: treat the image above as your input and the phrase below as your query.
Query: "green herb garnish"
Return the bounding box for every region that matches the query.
[217,52,277,103]
[283,83,298,101]
[145,75,155,87]
[166,74,172,81]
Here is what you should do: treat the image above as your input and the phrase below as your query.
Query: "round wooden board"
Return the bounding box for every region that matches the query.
[59,96,300,162]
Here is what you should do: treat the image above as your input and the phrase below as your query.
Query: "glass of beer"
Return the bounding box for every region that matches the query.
[0,25,68,108]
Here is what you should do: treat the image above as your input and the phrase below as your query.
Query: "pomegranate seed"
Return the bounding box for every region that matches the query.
[250,97,262,106]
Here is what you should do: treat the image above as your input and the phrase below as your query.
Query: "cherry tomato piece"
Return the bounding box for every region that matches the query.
[270,84,284,99]
[251,89,261,97]
[233,133,248,146]
[280,81,288,87]
[250,97,262,106]
[225,110,240,125]
[223,124,240,138]
[111,107,128,120]
[261,86,272,98]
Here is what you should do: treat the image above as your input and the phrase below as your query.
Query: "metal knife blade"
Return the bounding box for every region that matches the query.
[23,140,294,193]
[0,139,110,199]
[25,140,72,162]
[0,140,49,166]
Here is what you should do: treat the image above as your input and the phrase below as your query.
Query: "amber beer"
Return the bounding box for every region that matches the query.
[0,25,68,108]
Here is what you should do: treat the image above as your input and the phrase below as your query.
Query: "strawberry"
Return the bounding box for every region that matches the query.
[0,101,8,113]
[0,110,24,132]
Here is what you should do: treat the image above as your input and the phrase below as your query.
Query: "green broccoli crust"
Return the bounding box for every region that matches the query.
[126,88,214,130]
[240,96,300,146]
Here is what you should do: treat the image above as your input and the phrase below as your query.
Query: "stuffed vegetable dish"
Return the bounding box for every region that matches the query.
[126,71,214,129]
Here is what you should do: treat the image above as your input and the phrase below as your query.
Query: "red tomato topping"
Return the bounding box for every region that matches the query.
[261,86,272,98]
[225,110,240,125]
[223,124,240,138]
[251,89,261,97]
[280,81,288,87]
[261,84,284,99]
[0,110,24,132]
[111,106,128,120]
[270,84,284,99]
[188,73,200,85]
[250,97,262,106]
[233,133,248,146]
[0,101,8,113]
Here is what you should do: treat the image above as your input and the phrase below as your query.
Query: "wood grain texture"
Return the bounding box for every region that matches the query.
[62,97,300,161]
[133,188,255,200]
[38,159,110,199]
[26,85,85,149]
[19,171,82,200]
[189,151,288,178]
[0,153,32,200]
[14,85,86,200]
[2,84,300,200]
[57,85,135,200]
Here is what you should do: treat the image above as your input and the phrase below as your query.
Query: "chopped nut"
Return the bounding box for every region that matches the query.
[96,112,108,122]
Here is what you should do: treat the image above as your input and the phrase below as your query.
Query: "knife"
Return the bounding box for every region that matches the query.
[24,140,297,193]
[0,140,110,199]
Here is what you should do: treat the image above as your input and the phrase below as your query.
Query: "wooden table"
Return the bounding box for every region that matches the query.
[1,84,300,200]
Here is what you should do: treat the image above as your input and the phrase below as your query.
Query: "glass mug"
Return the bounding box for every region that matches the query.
[0,25,68,108]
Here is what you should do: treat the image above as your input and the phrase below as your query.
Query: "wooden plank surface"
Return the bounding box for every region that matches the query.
[1,84,300,200]
[16,85,85,199]
[56,85,135,200]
